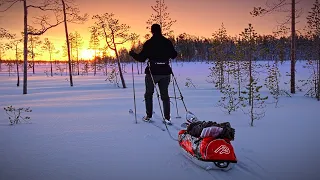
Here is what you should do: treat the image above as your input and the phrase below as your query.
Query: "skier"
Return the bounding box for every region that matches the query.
[129,23,178,124]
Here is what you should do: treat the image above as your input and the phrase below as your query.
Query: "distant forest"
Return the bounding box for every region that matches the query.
[1,30,318,63]
[127,28,319,63]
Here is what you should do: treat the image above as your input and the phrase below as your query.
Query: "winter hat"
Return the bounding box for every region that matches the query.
[151,24,162,34]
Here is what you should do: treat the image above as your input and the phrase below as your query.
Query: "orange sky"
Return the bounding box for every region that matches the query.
[0,0,315,60]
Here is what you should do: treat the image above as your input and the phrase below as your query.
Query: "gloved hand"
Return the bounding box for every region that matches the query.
[129,50,135,57]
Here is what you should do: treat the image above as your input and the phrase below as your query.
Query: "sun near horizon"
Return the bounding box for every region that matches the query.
[79,49,116,60]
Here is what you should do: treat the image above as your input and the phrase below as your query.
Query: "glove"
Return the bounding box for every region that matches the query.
[129,50,135,57]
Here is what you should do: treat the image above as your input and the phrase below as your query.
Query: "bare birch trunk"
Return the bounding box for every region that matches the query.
[237,61,241,97]
[249,42,253,106]
[16,45,20,87]
[0,49,2,72]
[62,0,73,86]
[94,50,96,76]
[77,47,79,75]
[23,0,28,94]
[290,0,296,94]
[249,58,252,106]
[115,47,126,88]
[50,52,53,76]
[31,37,35,74]
[317,37,320,101]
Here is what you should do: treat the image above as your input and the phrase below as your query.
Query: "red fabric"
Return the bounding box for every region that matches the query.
[178,130,186,135]
[178,130,194,155]
[178,130,237,162]
[199,137,214,159]
[205,139,237,161]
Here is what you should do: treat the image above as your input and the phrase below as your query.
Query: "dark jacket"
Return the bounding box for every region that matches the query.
[130,34,177,75]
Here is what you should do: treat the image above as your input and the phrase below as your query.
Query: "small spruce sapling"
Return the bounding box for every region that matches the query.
[264,62,290,107]
[306,0,320,100]
[240,77,268,126]
[300,60,318,98]
[217,84,240,114]
[4,105,32,125]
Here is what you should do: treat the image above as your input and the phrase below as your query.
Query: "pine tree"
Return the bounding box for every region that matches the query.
[265,61,281,107]
[42,38,56,77]
[0,28,14,72]
[0,43,5,72]
[240,77,268,126]
[89,26,100,76]
[27,30,42,74]
[70,31,83,75]
[239,24,268,126]
[232,37,248,97]
[6,39,23,86]
[262,34,291,107]
[251,0,299,94]
[210,23,229,89]
[306,0,320,100]
[146,0,176,37]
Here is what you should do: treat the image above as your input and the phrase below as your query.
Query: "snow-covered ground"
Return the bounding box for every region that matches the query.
[0,61,319,180]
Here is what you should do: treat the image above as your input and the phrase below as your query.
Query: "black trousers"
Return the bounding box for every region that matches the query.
[144,74,171,120]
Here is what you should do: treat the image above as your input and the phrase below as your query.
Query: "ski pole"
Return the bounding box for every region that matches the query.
[132,63,137,124]
[171,71,188,112]
[147,61,178,141]
[170,60,181,118]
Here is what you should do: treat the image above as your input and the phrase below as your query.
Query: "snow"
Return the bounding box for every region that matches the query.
[0,61,319,180]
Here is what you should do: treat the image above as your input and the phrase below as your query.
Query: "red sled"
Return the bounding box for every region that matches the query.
[178,129,237,171]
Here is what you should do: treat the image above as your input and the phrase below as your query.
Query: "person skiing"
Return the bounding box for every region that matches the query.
[129,23,178,124]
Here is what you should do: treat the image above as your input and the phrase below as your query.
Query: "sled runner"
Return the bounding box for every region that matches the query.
[178,112,237,171]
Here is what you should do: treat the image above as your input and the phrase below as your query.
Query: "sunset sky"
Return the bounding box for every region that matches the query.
[0,0,315,60]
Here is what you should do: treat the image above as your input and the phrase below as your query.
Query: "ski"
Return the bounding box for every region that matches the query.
[129,109,166,131]
[152,112,182,131]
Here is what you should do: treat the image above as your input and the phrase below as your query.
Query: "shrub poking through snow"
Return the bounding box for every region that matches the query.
[185,77,196,88]
[4,105,32,125]
[105,63,120,87]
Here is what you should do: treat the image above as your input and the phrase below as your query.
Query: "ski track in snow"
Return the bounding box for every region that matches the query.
[152,112,183,131]
[166,138,271,180]
[129,111,166,131]
[149,111,270,180]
